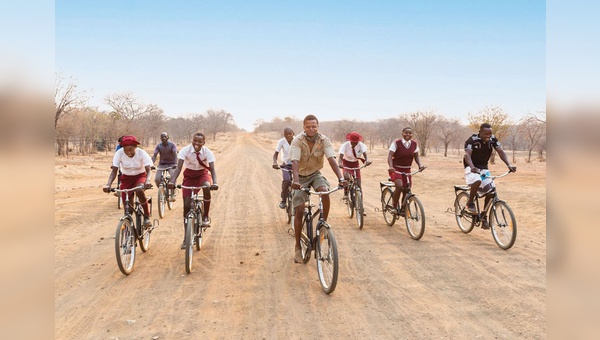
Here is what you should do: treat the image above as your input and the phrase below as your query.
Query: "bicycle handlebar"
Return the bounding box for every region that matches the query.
[342,163,370,171]
[392,166,426,176]
[482,171,512,179]
[279,168,292,173]
[156,165,177,171]
[177,184,216,190]
[301,186,343,196]
[110,184,147,193]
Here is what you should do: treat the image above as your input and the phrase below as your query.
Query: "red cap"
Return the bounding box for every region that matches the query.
[120,135,140,146]
[345,132,363,142]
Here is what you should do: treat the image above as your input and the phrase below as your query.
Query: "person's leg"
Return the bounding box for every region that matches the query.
[292,188,307,263]
[280,168,291,208]
[181,189,192,249]
[154,170,162,188]
[393,179,403,209]
[201,181,211,225]
[319,186,331,220]
[343,170,350,197]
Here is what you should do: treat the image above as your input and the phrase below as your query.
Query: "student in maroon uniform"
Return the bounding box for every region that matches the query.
[387,127,426,216]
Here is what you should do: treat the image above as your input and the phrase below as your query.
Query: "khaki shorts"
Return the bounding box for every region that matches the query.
[292,171,330,208]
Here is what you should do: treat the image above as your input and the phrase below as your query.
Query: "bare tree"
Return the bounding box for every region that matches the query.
[203,109,234,141]
[436,117,462,157]
[402,110,437,156]
[503,125,521,164]
[519,116,546,162]
[55,73,87,129]
[377,118,402,149]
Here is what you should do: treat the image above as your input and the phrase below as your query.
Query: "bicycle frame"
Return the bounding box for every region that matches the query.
[454,171,511,223]
[301,186,342,253]
[384,168,425,212]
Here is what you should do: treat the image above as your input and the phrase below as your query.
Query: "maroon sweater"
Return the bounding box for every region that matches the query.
[392,139,417,169]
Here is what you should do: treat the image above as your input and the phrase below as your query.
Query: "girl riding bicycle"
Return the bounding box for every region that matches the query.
[103,135,154,226]
[338,131,371,199]
[387,127,426,216]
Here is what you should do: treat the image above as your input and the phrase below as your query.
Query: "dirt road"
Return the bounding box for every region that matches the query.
[55,132,546,339]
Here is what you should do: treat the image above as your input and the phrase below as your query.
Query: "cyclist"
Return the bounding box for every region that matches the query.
[290,115,347,263]
[387,127,426,217]
[169,132,219,249]
[463,123,516,227]
[151,132,178,201]
[103,135,154,226]
[338,131,371,200]
[272,127,295,209]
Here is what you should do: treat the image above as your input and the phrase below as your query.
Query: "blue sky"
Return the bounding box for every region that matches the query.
[56,0,545,131]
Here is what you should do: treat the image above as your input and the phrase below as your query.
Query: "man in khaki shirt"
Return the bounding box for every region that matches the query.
[290,114,346,263]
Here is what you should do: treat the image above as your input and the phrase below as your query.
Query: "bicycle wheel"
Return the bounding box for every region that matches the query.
[355,188,364,229]
[405,195,425,240]
[115,219,136,275]
[346,187,354,218]
[185,215,195,274]
[316,224,339,294]
[300,213,311,263]
[381,188,396,226]
[285,192,293,224]
[167,186,174,210]
[116,177,122,209]
[490,201,517,250]
[454,192,475,233]
[158,186,165,218]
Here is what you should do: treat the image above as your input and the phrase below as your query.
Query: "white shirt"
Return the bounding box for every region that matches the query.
[112,148,153,176]
[338,141,367,162]
[178,144,216,170]
[275,138,292,164]
[388,140,419,154]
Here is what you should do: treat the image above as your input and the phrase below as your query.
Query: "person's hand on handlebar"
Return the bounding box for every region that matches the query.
[143,182,153,190]
[210,184,219,190]
[167,182,175,189]
[365,160,372,166]
[470,167,480,173]
[291,182,302,190]
[272,164,280,170]
[102,185,111,193]
[418,165,427,171]
[508,165,517,173]
[339,178,348,187]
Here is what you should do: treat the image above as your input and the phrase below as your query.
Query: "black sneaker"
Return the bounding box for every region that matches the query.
[279,201,286,209]
[466,203,477,214]
[481,217,490,229]
[143,216,152,226]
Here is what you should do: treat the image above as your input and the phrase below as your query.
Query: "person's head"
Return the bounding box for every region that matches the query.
[402,127,413,141]
[346,131,363,147]
[303,115,319,137]
[160,132,169,143]
[192,133,206,152]
[120,135,140,157]
[283,127,294,142]
[117,136,124,145]
[479,123,493,142]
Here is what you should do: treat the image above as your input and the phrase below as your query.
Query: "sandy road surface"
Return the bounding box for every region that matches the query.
[55,132,546,339]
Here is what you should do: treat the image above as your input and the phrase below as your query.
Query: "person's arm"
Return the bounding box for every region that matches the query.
[414,151,425,170]
[151,146,159,164]
[387,151,395,172]
[495,146,516,172]
[363,152,371,166]
[209,162,218,189]
[464,150,479,173]
[291,160,301,189]
[272,151,280,169]
[168,159,185,188]
[103,167,119,192]
[338,153,344,168]
[328,156,346,187]
[144,165,153,189]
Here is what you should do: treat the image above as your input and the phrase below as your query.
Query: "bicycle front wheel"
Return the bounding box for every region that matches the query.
[346,188,354,218]
[158,186,165,218]
[166,187,174,210]
[316,224,338,294]
[286,192,293,224]
[454,192,475,233]
[381,188,396,226]
[115,219,136,275]
[405,195,425,240]
[490,201,517,250]
[185,215,195,274]
[300,213,311,263]
[139,221,152,252]
[355,188,364,229]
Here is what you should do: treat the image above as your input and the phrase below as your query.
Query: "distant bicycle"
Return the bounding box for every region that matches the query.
[341,163,370,229]
[278,167,294,225]
[178,184,217,274]
[156,165,177,218]
[109,185,156,275]
[453,171,517,250]
[378,168,426,240]
[116,170,123,209]
[298,185,343,294]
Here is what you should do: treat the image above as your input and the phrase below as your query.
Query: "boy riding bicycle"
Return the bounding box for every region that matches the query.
[272,127,294,209]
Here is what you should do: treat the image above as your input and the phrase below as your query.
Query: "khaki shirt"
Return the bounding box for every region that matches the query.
[290,133,335,176]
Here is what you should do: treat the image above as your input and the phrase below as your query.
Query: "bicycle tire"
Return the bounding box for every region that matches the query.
[116,176,122,209]
[455,192,475,233]
[316,224,338,294]
[300,212,311,263]
[346,187,354,218]
[115,219,136,275]
[167,186,174,210]
[490,201,517,250]
[185,215,195,274]
[381,188,396,226]
[196,204,204,251]
[139,220,152,252]
[285,192,293,224]
[355,188,364,229]
[405,195,425,240]
[158,186,165,218]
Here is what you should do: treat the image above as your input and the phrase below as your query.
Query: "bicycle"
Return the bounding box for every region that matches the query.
[341,163,370,229]
[279,167,294,225]
[116,170,122,209]
[109,185,156,275]
[297,185,342,294]
[453,171,517,250]
[178,184,217,274]
[378,168,426,240]
[156,165,177,218]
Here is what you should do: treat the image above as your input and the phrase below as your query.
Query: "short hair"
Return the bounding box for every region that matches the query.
[480,123,492,130]
[118,136,124,143]
[402,127,412,132]
[193,132,206,139]
[160,132,168,137]
[283,127,294,134]
[303,114,319,125]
